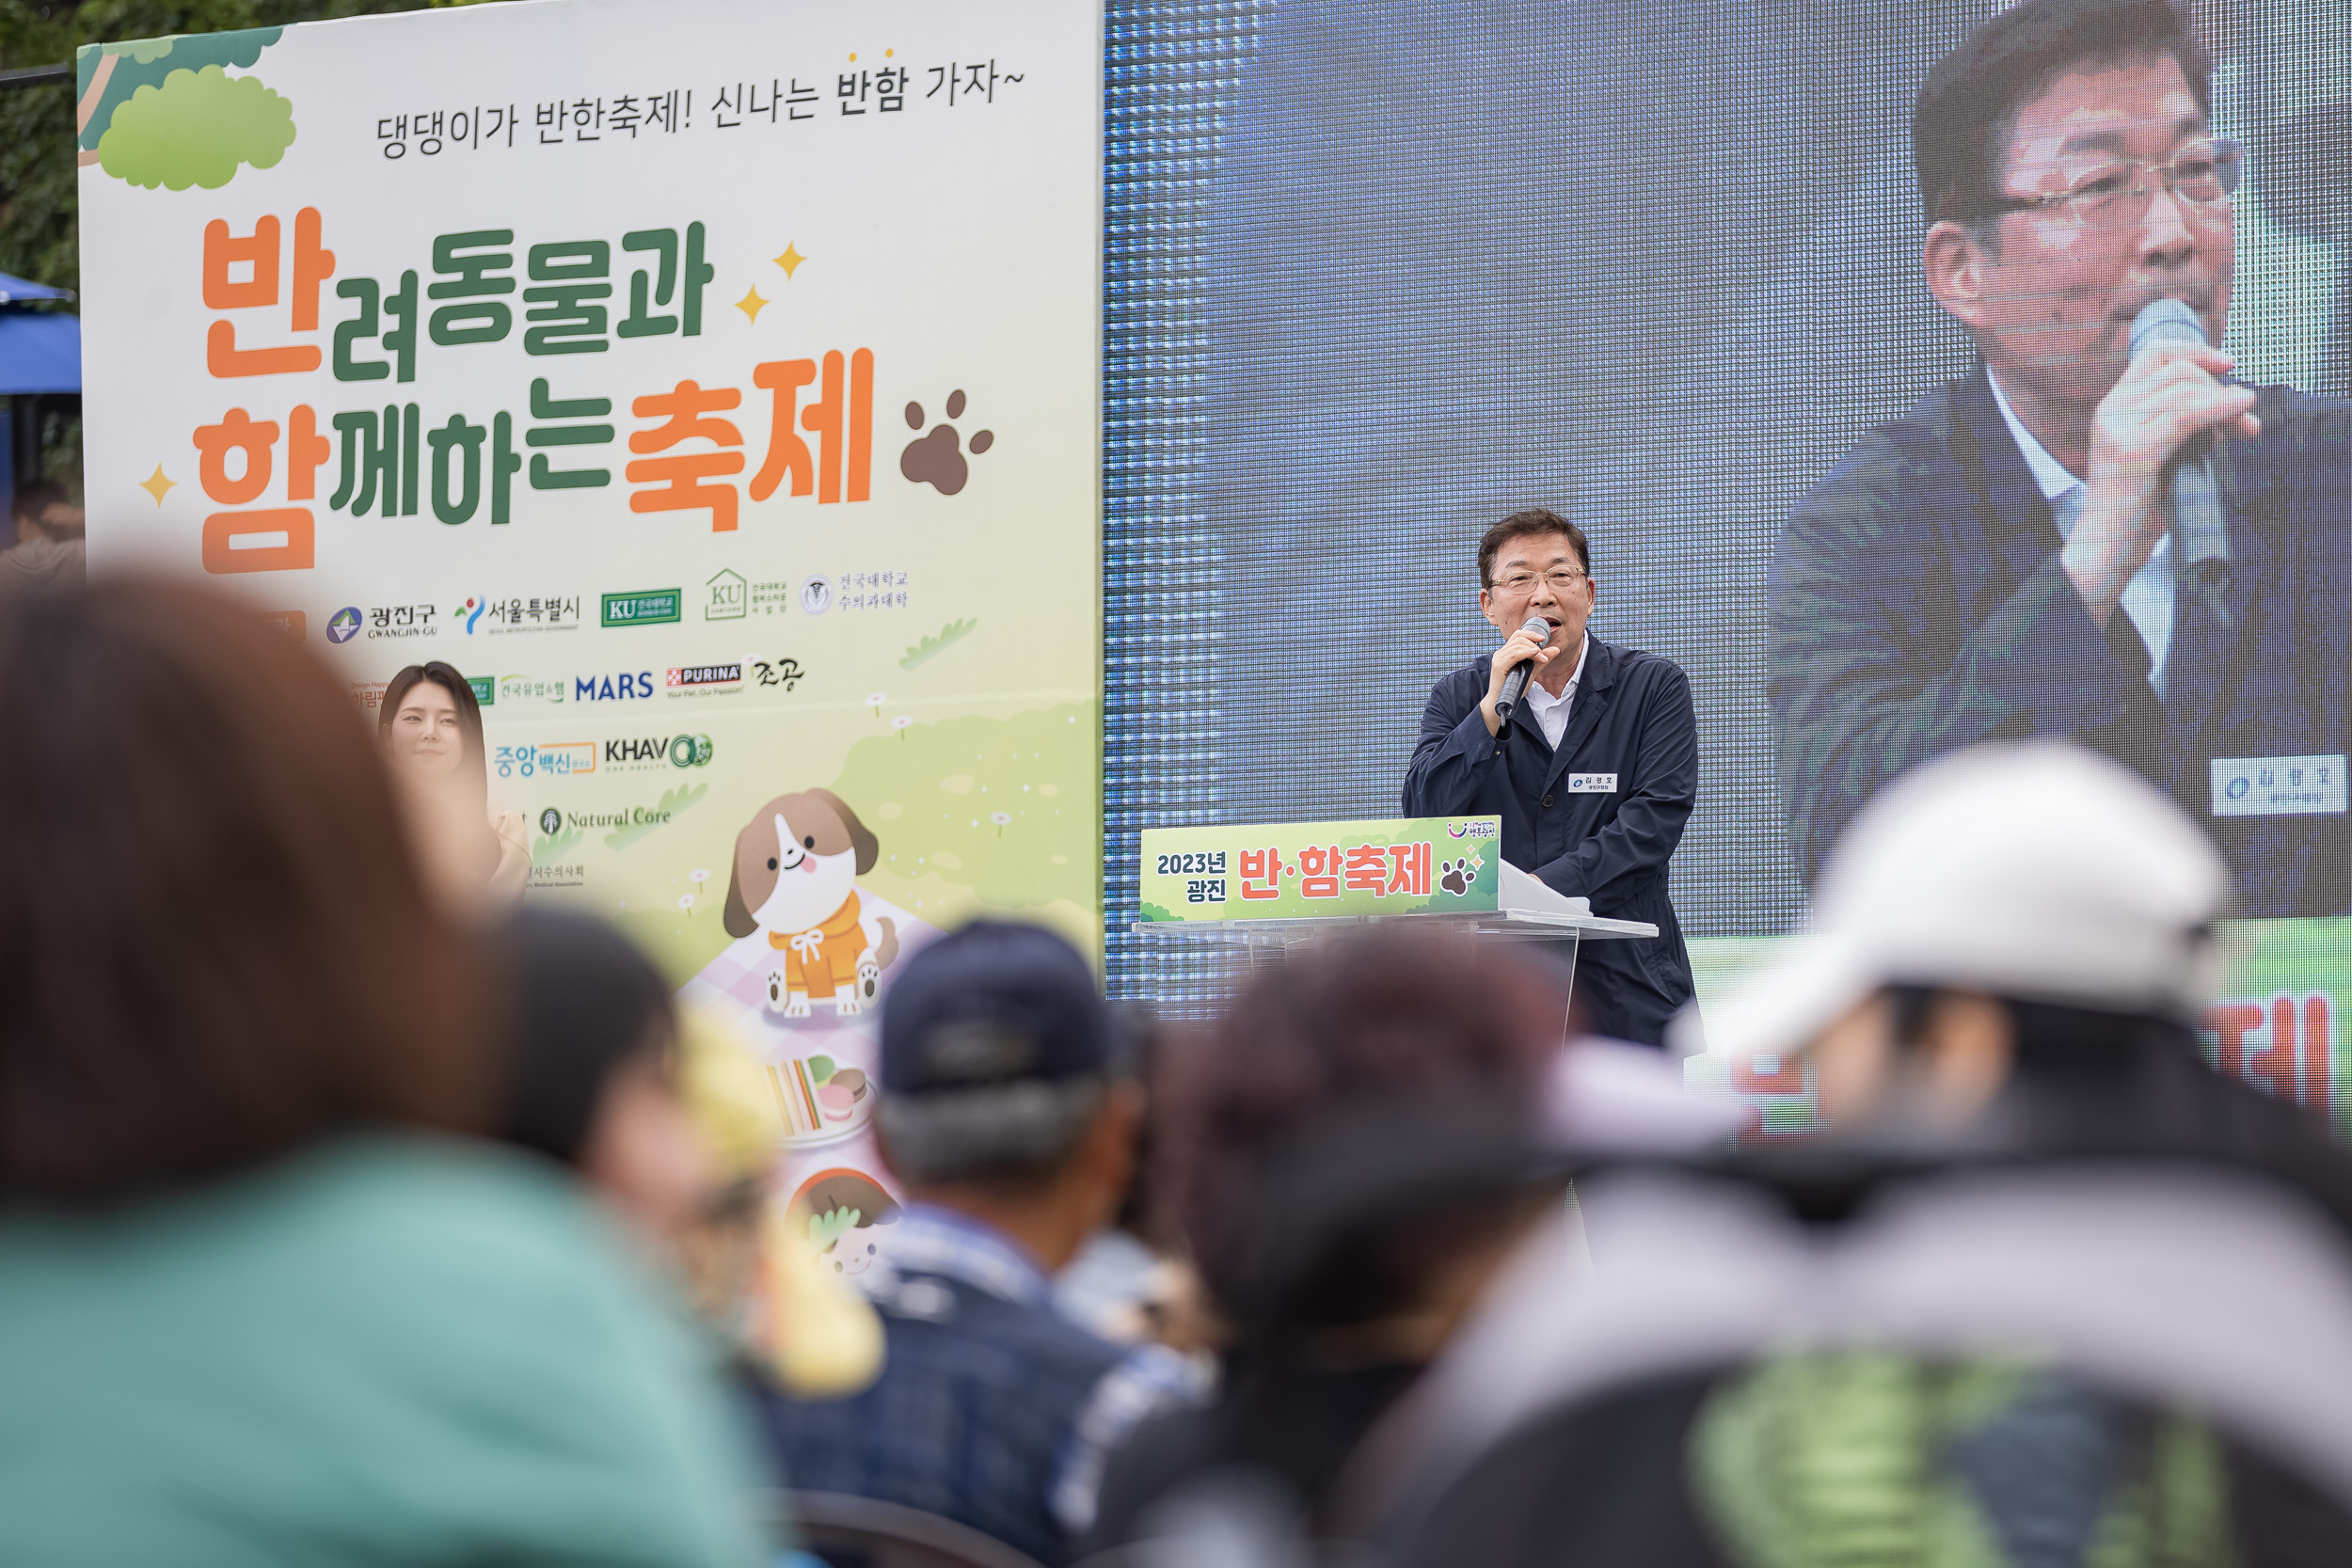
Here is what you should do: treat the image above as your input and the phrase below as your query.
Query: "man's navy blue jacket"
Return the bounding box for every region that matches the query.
[1402,636,1696,1046]
[1770,366,2352,914]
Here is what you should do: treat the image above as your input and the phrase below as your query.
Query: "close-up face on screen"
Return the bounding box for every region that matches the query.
[1105,0,2352,1065]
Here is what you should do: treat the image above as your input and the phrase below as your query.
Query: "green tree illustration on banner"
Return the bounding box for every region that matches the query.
[74,27,293,190]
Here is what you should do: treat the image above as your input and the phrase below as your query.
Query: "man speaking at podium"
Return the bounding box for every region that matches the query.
[1403,509,1697,1046]
[1770,0,2352,915]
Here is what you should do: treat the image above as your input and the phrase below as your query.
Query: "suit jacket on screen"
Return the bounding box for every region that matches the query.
[1403,636,1697,1046]
[1769,365,2352,916]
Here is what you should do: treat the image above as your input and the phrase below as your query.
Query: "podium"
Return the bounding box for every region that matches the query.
[1136,816,1658,1014]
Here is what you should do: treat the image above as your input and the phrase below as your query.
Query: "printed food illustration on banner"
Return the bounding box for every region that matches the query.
[78,0,1102,1266]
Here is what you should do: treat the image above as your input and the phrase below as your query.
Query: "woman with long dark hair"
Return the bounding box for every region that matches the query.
[378,661,530,915]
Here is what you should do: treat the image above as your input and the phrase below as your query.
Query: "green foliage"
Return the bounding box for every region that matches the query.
[605,782,708,852]
[829,703,1097,909]
[899,617,978,672]
[532,822,583,863]
[98,62,292,188]
[77,26,282,153]
[0,1,508,295]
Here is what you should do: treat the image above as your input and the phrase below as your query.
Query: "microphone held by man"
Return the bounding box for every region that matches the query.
[1489,612,1556,729]
[2128,295,2235,620]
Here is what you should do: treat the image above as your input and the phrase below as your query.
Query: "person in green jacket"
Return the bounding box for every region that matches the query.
[0,578,774,1568]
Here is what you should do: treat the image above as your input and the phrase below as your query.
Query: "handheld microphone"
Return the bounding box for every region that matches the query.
[1492,614,1553,725]
[2127,298,2233,618]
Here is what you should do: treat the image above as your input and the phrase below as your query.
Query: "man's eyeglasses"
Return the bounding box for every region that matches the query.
[1983,138,2244,229]
[1489,568,1587,594]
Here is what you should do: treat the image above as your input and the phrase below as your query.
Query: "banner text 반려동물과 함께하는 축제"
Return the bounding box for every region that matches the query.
[74,2,1103,1209]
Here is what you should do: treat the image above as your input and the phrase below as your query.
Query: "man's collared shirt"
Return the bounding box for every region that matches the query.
[1521,632,1590,750]
[1987,368,2177,696]
[839,1204,1206,1546]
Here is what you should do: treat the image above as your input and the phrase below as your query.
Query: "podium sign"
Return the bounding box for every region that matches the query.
[1139,816,1502,923]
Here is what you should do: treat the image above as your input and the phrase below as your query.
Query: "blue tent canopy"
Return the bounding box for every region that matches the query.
[0,271,80,396]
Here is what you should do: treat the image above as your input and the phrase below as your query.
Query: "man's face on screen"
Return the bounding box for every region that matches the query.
[1941,54,2232,420]
[1479,531,1594,652]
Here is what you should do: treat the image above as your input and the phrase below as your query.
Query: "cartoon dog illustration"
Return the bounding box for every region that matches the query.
[723,787,901,1016]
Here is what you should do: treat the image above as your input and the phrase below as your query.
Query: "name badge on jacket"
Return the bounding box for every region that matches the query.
[1566,772,1618,794]
[2210,754,2348,817]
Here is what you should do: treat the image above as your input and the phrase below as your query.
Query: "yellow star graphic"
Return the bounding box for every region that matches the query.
[138,465,175,505]
[735,286,768,323]
[773,244,805,278]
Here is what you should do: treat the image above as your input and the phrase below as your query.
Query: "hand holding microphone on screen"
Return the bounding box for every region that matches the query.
[2065,297,2260,628]
[1483,613,1557,736]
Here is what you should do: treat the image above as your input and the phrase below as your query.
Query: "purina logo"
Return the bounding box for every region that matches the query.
[601,588,682,628]
[326,607,361,644]
[456,595,485,633]
[667,662,743,697]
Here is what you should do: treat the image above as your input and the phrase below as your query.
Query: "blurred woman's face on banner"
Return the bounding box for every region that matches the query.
[389,683,465,777]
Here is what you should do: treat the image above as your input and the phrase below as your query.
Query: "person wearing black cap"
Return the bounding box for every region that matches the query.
[751,920,1200,1567]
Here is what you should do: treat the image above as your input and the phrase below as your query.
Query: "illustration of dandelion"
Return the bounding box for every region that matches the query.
[892,715,913,741]
[677,893,696,914]
[991,811,1012,837]
[690,868,710,887]
[866,690,887,717]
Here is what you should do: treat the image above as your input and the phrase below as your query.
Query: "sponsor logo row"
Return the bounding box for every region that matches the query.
[363,658,808,714]
[319,567,911,648]
[496,733,717,780]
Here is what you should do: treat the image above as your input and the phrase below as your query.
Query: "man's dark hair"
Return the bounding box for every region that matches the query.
[0,581,486,1203]
[1477,507,1590,587]
[1913,0,2212,224]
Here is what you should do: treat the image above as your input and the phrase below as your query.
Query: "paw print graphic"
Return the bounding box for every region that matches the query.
[1438,858,1473,896]
[899,389,994,496]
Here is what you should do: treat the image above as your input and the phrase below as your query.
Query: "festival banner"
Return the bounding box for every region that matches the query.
[1137,816,1502,922]
[1686,917,2352,1140]
[76,0,1103,1250]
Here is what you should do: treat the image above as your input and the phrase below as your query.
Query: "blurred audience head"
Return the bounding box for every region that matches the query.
[497,908,712,1246]
[1702,741,2229,1132]
[2,481,87,596]
[0,578,483,1203]
[874,920,1137,1270]
[1157,930,1567,1355]
[10,480,84,546]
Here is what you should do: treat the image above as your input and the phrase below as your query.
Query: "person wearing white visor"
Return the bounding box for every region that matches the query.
[1677,739,2230,1132]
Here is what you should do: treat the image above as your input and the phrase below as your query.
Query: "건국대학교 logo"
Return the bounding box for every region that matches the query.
[601,589,683,628]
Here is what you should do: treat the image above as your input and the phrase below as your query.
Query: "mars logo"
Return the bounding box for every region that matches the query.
[575,671,656,702]
[326,607,361,644]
